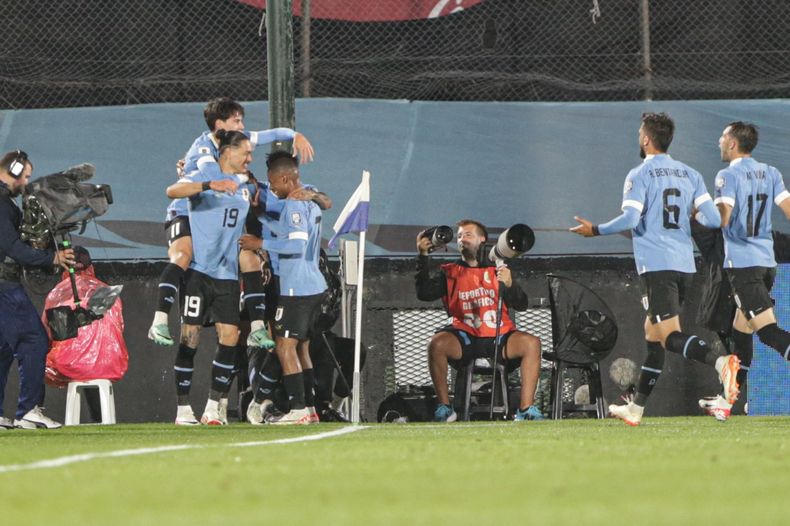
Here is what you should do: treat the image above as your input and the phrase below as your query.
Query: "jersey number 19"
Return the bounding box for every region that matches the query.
[223,208,239,228]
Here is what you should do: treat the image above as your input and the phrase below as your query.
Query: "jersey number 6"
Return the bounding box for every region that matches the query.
[662,188,681,230]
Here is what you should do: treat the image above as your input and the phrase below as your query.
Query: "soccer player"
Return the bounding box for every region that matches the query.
[571,112,740,426]
[244,152,327,425]
[149,97,314,348]
[240,167,331,424]
[699,122,790,420]
[164,130,252,425]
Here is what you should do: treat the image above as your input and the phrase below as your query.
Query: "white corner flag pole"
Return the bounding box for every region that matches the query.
[351,229,366,424]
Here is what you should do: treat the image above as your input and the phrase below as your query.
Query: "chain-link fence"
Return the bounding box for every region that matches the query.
[3,0,790,109]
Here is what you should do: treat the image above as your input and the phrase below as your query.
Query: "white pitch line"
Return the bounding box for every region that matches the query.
[0,425,366,474]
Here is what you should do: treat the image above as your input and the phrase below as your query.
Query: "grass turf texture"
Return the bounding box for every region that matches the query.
[1,417,787,525]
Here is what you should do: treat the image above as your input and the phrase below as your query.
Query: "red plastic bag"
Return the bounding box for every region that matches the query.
[43,266,128,383]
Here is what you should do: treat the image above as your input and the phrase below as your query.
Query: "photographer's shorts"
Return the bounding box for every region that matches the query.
[164,215,191,245]
[725,266,776,320]
[181,269,240,326]
[639,270,693,324]
[436,326,520,370]
[272,293,324,340]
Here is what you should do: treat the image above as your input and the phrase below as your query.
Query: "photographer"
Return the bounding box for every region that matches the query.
[0,150,74,430]
[415,219,544,422]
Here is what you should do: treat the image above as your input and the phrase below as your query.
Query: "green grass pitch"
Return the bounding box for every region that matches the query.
[1,417,787,525]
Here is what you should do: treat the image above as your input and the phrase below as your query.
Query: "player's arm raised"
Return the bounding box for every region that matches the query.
[167,178,238,199]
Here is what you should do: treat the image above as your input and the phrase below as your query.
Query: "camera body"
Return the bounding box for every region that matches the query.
[420,225,453,251]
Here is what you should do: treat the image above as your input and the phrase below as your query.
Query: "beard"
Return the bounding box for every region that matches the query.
[459,243,479,261]
[639,146,646,159]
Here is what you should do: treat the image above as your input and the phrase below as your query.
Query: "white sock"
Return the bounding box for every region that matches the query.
[153,311,168,326]
[250,320,265,333]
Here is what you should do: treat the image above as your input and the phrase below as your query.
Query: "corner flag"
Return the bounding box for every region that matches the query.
[328,171,370,249]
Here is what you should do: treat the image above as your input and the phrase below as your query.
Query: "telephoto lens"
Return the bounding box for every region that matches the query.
[489,223,535,264]
[421,225,453,250]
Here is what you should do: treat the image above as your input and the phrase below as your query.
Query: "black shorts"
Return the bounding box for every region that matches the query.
[725,266,776,320]
[181,270,240,326]
[272,293,324,340]
[164,216,191,245]
[639,271,693,324]
[264,274,280,323]
[437,326,520,370]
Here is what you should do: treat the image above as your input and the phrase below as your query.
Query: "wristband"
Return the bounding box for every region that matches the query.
[592,225,600,236]
[201,181,211,191]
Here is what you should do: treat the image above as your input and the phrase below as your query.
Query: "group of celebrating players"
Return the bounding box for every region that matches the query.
[148,97,330,426]
[571,112,790,424]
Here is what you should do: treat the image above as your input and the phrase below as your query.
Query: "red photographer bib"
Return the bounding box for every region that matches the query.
[441,263,516,338]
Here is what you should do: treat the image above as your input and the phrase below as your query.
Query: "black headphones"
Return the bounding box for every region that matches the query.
[7,150,28,178]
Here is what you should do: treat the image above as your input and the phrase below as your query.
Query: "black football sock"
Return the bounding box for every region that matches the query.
[156,263,184,313]
[242,271,266,323]
[731,329,753,386]
[255,352,282,403]
[634,341,665,406]
[756,323,790,361]
[283,372,306,410]
[302,368,316,407]
[174,344,197,405]
[665,331,722,367]
[209,344,237,399]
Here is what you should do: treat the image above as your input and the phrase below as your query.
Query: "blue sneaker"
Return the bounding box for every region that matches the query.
[433,404,457,422]
[514,405,545,421]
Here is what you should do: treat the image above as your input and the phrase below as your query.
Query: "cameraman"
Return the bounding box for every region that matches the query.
[0,150,74,430]
[415,219,544,422]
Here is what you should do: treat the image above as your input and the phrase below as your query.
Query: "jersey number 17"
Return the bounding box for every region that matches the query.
[746,193,768,237]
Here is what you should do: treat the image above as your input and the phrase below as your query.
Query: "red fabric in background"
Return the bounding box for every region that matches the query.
[237,0,483,21]
[43,265,128,385]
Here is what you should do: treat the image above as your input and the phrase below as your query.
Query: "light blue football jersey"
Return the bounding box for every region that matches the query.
[715,157,789,268]
[263,198,326,297]
[622,154,714,274]
[185,169,250,281]
[256,181,318,276]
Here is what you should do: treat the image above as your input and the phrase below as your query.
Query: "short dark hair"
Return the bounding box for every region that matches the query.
[203,97,245,131]
[456,219,488,241]
[726,121,759,153]
[266,150,299,178]
[641,112,674,152]
[215,129,249,154]
[1,150,31,175]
